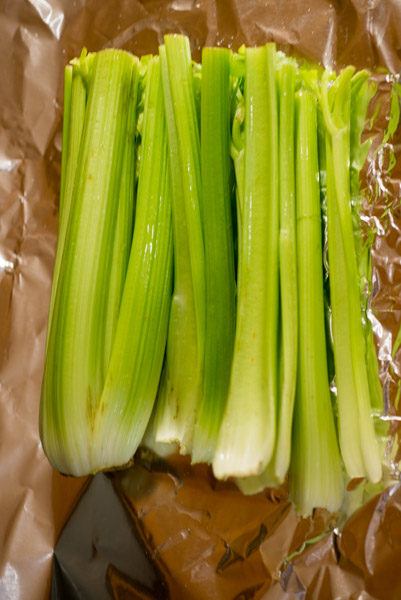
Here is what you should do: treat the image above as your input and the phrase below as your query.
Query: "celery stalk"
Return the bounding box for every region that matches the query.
[213,44,279,479]
[191,47,236,464]
[237,59,298,492]
[290,89,343,515]
[349,73,385,425]
[58,55,91,225]
[47,54,92,331]
[274,60,298,481]
[326,135,365,476]
[90,57,173,471]
[321,68,382,483]
[153,35,205,453]
[59,65,72,208]
[103,71,139,365]
[40,50,139,475]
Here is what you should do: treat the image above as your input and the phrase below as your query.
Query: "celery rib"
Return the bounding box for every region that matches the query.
[91,56,173,471]
[154,35,205,453]
[103,71,139,367]
[274,61,298,482]
[47,55,90,331]
[237,59,298,492]
[213,44,279,479]
[321,68,382,483]
[59,65,72,209]
[40,50,139,475]
[191,47,236,464]
[290,89,343,515]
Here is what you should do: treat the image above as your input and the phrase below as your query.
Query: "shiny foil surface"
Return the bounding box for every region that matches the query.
[0,1,400,598]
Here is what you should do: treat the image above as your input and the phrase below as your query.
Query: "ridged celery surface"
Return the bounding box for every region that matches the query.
[40,38,391,516]
[154,35,205,453]
[274,60,298,482]
[236,59,297,493]
[213,44,279,479]
[90,56,173,471]
[191,47,236,464]
[41,50,139,475]
[290,89,343,515]
[48,53,92,329]
[103,66,139,365]
[321,68,382,482]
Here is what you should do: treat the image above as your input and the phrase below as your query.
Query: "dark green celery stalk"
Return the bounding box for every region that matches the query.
[213,44,279,479]
[91,56,173,470]
[153,35,205,453]
[40,50,138,475]
[191,47,236,464]
[290,88,343,515]
[321,68,382,483]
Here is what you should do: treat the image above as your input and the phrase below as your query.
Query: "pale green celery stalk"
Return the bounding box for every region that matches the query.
[47,54,92,332]
[321,68,382,483]
[350,73,385,426]
[323,69,365,477]
[274,60,298,481]
[103,68,139,366]
[290,88,343,515]
[213,44,279,480]
[153,35,205,453]
[191,47,236,464]
[236,60,297,494]
[90,56,173,470]
[40,50,138,475]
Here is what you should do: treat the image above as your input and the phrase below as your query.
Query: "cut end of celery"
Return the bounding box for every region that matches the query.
[236,462,282,495]
[213,430,273,480]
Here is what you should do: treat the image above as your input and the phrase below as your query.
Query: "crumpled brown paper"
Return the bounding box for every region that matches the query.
[0,1,400,599]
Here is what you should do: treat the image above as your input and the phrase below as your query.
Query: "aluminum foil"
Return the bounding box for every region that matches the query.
[1,1,400,598]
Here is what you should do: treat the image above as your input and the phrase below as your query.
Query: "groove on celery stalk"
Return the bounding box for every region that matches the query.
[274,59,298,482]
[230,54,245,233]
[153,35,205,453]
[91,57,173,471]
[103,69,139,366]
[236,58,298,493]
[213,44,279,480]
[321,68,382,483]
[290,88,343,515]
[40,50,139,475]
[191,47,236,464]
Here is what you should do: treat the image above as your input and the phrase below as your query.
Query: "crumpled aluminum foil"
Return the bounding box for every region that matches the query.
[1,1,400,598]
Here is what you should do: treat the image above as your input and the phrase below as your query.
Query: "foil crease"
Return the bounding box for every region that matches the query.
[0,1,400,598]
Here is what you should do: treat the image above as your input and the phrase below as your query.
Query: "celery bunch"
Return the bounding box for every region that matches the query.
[40,36,392,516]
[41,51,172,475]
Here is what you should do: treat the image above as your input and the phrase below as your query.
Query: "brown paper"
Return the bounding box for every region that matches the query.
[1,1,400,599]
